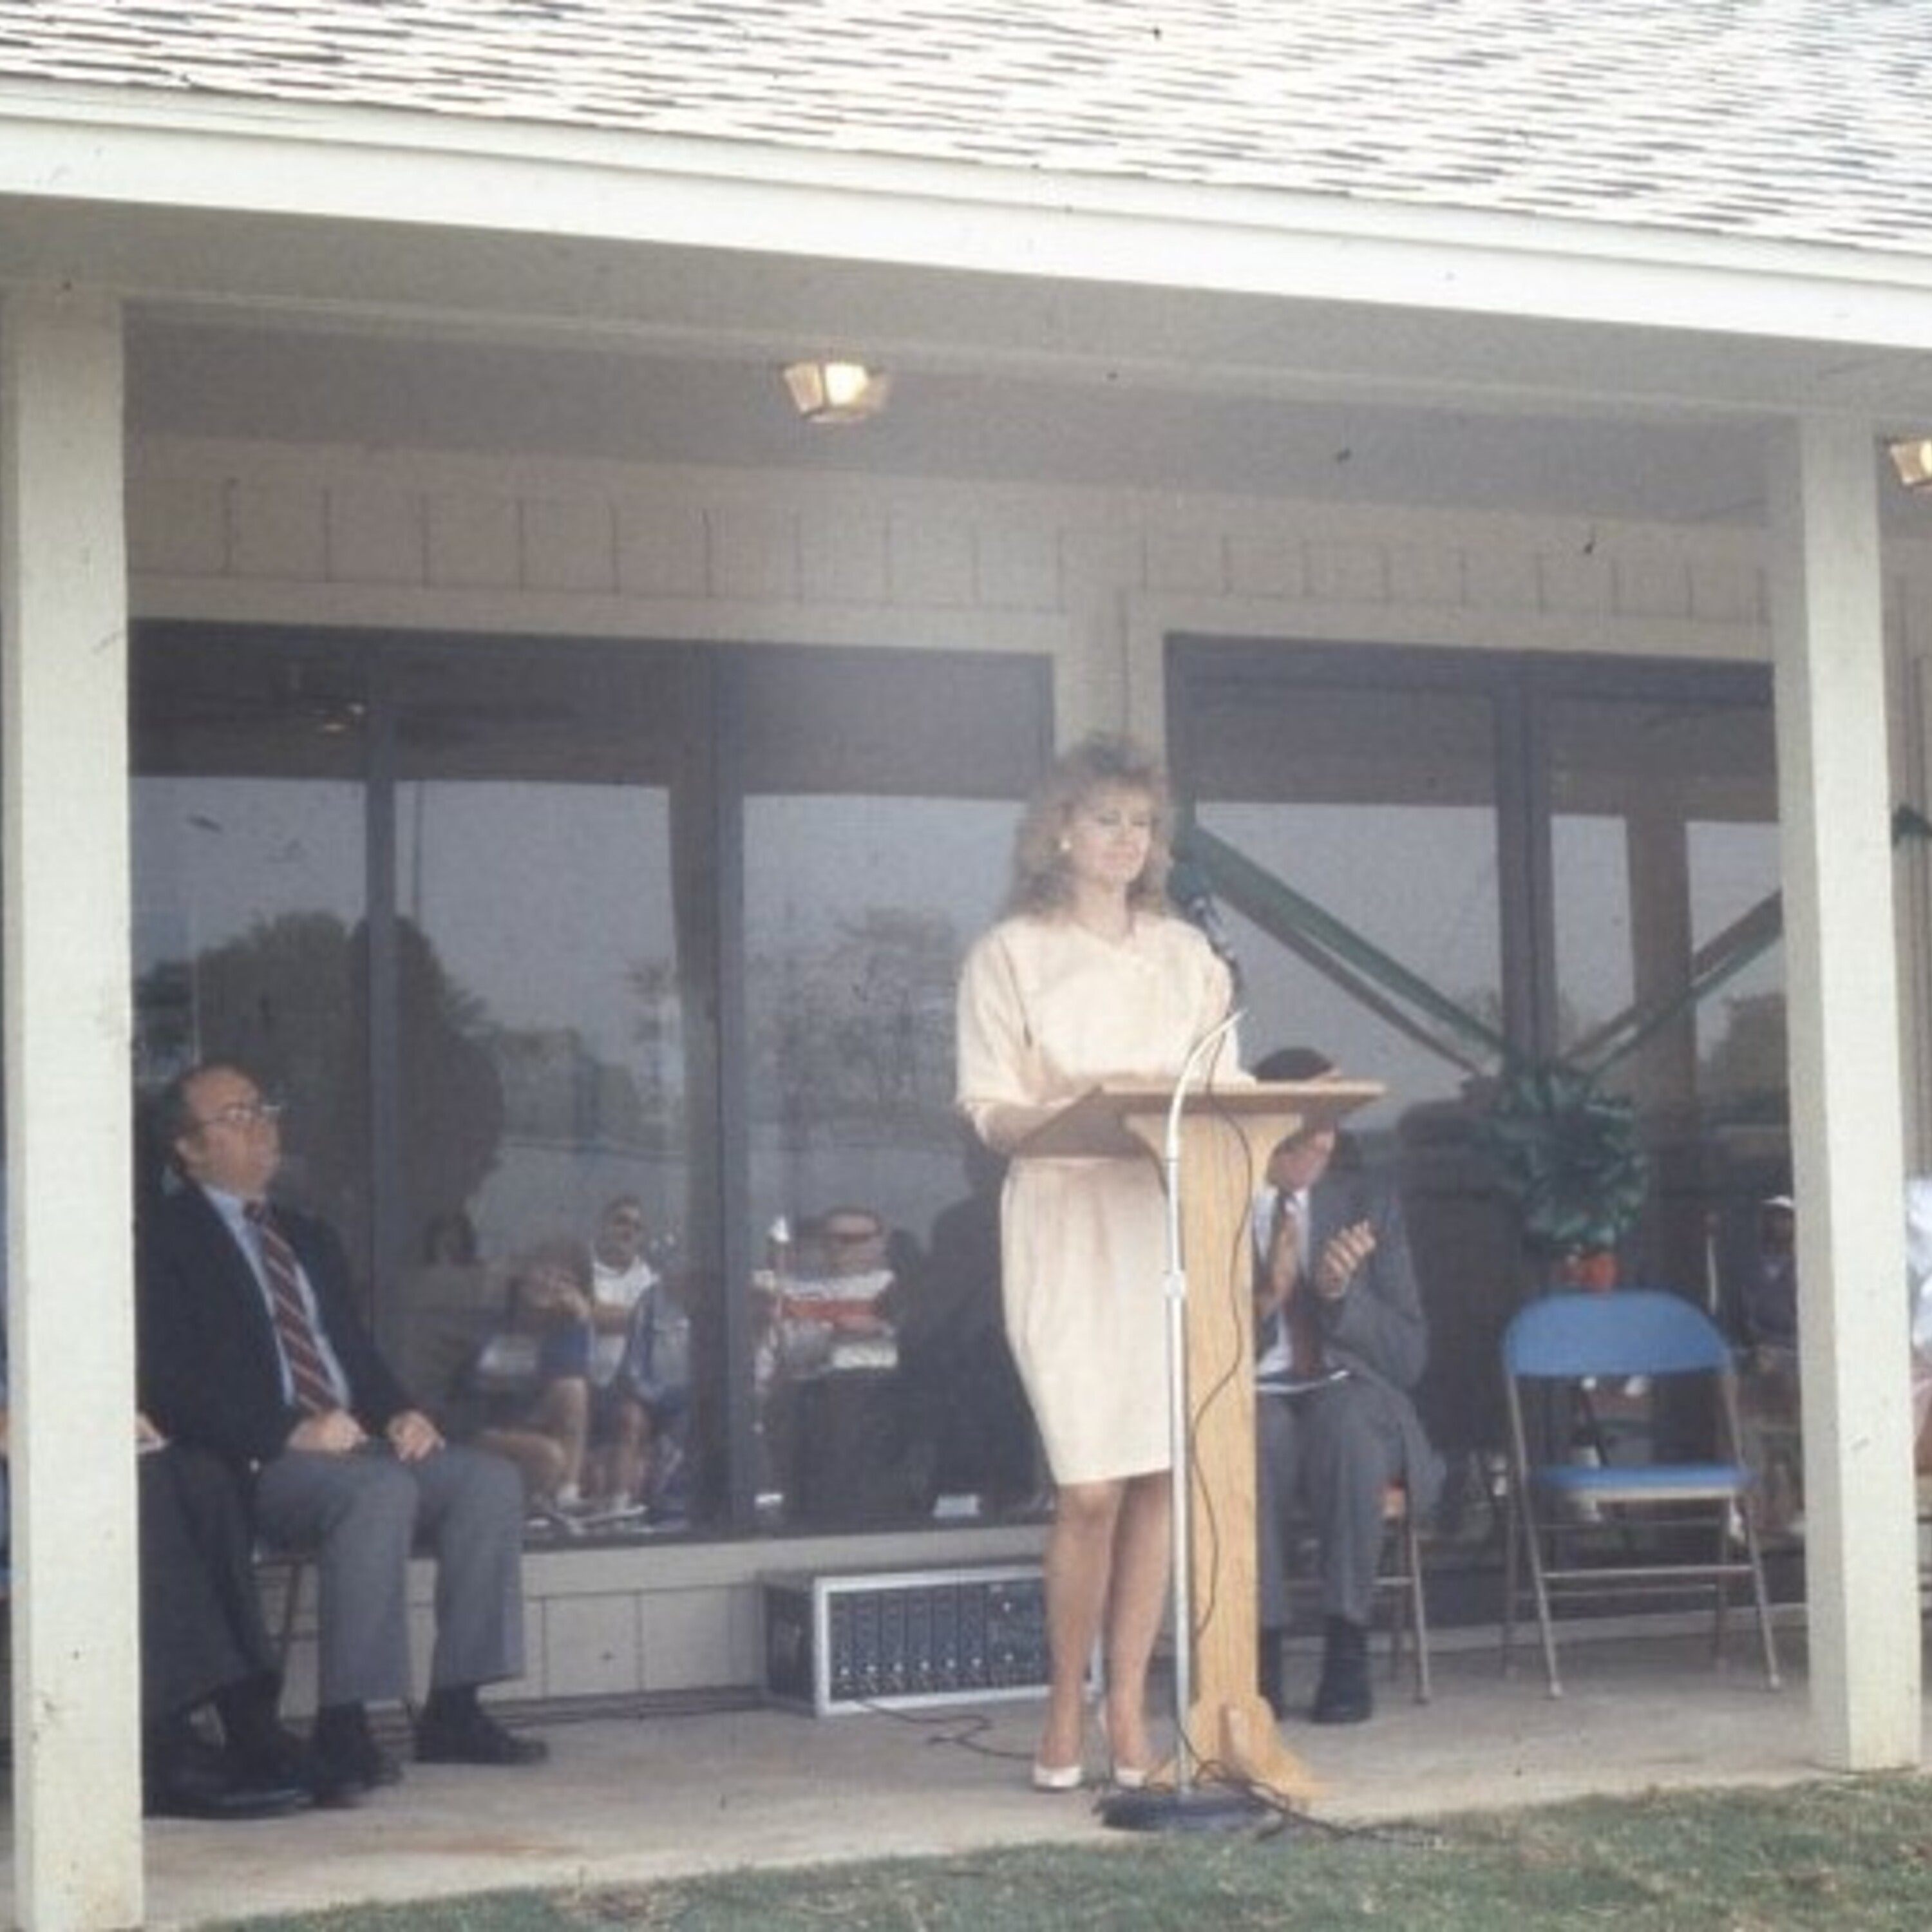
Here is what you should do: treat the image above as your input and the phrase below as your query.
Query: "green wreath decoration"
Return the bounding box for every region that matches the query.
[1478,1062,1649,1258]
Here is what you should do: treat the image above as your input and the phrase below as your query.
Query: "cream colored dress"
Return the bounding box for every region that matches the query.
[955,910,1238,1482]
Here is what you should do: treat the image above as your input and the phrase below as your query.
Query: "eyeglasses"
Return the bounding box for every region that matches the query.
[824,1226,882,1245]
[191,1099,285,1133]
[606,1213,645,1232]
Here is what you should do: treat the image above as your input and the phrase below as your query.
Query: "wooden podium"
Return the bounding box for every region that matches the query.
[1019,1076,1382,1804]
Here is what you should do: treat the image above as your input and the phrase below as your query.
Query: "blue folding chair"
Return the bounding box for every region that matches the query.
[1501,1287,1783,1696]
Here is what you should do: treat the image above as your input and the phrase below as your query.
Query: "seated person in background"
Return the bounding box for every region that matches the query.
[1739,1193,1799,1353]
[768,1208,923,1526]
[140,1059,545,1788]
[473,1236,594,1513]
[4,1245,313,1819]
[1728,1190,1805,1537]
[1250,1046,1442,1727]
[582,1195,660,1508]
[129,1427,319,1818]
[775,1206,901,1374]
[613,1267,694,1520]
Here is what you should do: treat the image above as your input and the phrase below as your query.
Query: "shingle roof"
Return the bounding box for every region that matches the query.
[1,0,1929,254]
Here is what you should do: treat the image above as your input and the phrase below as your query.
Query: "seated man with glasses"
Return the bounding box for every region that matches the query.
[138,1059,547,1803]
[764,1207,913,1526]
[775,1208,902,1374]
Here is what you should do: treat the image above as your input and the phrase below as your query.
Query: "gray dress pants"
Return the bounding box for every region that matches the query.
[1256,1376,1406,1630]
[254,1441,526,1707]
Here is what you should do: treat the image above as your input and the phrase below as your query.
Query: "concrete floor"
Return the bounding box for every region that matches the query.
[46,1620,1916,1930]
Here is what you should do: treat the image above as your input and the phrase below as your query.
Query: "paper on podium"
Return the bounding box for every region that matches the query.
[1015,1078,1383,1161]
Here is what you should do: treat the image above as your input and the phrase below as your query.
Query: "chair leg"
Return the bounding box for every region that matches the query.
[1402,1504,1432,1703]
[273,1553,309,1672]
[1708,1515,1732,1667]
[1368,1488,1432,1703]
[1508,1482,1564,1697]
[1734,1501,1783,1691]
[1500,1481,1520,1676]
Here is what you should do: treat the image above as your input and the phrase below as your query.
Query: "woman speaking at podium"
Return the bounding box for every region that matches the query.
[955,732,1238,1792]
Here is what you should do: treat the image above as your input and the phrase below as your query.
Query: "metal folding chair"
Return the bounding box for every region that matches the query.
[1500,1287,1782,1696]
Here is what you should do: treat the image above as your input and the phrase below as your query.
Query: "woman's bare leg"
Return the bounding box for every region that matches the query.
[1037,1479,1123,1770]
[1101,1470,1171,1775]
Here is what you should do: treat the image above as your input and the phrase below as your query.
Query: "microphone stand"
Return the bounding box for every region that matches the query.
[1102,1008,1270,1833]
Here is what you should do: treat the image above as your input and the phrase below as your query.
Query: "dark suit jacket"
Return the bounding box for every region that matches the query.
[139,1182,413,1473]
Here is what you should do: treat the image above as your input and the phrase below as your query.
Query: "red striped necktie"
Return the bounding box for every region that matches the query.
[245,1201,337,1414]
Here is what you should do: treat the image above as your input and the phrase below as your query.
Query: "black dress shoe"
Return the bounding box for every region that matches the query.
[234,1731,362,1810]
[146,1761,314,1822]
[1311,1615,1373,1725]
[309,1707,403,1798]
[307,1733,402,1801]
[415,1705,549,1766]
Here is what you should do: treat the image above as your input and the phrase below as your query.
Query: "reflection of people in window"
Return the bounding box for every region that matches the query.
[583,1196,659,1506]
[613,1268,694,1521]
[473,1236,593,1510]
[765,1207,914,1526]
[775,1208,900,1374]
[1729,1191,1803,1540]
[1739,1194,1797,1351]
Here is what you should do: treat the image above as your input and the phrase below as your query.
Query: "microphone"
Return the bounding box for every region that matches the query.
[1168,852,1243,994]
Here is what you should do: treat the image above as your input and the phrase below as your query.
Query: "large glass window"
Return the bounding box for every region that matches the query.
[1177,665,1504,1133]
[133,630,372,1238]
[1543,679,1783,1311]
[730,647,1049,1527]
[1168,640,1781,1475]
[132,626,1050,1542]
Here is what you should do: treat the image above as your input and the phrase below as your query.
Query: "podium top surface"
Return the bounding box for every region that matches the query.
[1016,1077,1383,1160]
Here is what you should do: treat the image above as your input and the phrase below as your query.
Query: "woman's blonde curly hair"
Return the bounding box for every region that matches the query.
[1007,732,1174,917]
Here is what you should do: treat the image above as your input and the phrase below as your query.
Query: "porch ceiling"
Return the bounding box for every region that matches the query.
[11,194,1932,527]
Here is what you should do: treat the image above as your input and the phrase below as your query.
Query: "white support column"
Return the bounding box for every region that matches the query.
[1767,416,1920,1769]
[2,289,144,1928]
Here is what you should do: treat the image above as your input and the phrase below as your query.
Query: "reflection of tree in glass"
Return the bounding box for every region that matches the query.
[489,1023,650,1151]
[756,907,961,1147]
[135,911,504,1278]
[623,957,685,1128]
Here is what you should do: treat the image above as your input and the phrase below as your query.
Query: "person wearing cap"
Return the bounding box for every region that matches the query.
[1249,1046,1441,1726]
[1740,1194,1798,1350]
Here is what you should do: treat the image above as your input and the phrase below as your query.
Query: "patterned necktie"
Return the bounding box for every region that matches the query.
[245,1201,337,1414]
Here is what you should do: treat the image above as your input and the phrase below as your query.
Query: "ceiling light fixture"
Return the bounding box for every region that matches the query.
[1888,437,1932,491]
[782,359,893,425]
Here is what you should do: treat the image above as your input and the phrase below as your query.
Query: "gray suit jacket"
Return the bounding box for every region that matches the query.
[1255,1166,1444,1513]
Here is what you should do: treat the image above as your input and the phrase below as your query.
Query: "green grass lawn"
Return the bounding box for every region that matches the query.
[216,1774,1932,1931]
